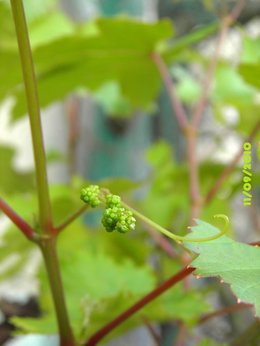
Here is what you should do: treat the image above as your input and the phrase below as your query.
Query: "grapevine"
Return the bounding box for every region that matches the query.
[80,186,229,241]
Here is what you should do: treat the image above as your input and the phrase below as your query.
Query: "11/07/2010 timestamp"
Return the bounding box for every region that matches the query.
[242,142,252,206]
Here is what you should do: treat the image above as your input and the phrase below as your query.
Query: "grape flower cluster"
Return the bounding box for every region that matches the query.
[80,185,101,208]
[102,194,136,233]
[80,186,136,234]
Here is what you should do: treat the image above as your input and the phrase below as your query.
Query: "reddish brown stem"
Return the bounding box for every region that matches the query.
[250,241,260,247]
[151,52,188,132]
[205,120,260,204]
[84,266,195,346]
[0,197,34,240]
[141,315,161,346]
[191,24,227,129]
[186,127,201,223]
[175,321,187,346]
[152,50,201,223]
[226,0,246,25]
[67,96,80,177]
[199,303,253,324]
[191,0,246,128]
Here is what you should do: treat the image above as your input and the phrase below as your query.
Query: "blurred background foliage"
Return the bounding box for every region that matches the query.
[0,0,260,345]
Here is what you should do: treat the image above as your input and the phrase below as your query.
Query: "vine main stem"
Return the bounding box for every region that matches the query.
[10,0,51,232]
[10,1,76,345]
[40,237,76,346]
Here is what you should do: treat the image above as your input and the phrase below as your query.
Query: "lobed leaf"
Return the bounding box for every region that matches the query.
[10,17,173,119]
[185,219,260,317]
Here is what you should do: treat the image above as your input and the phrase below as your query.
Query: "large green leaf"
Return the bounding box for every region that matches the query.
[12,220,155,340]
[142,141,237,229]
[213,64,256,106]
[162,21,218,62]
[239,63,260,90]
[185,220,260,317]
[212,63,260,133]
[11,219,209,342]
[28,12,76,47]
[12,286,209,344]
[9,17,173,119]
[0,2,16,49]
[238,37,260,90]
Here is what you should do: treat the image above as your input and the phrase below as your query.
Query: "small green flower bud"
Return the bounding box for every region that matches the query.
[106,194,121,208]
[80,185,101,208]
[102,204,136,234]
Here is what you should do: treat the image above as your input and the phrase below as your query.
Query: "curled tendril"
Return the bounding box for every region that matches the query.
[180,214,229,243]
[122,202,229,243]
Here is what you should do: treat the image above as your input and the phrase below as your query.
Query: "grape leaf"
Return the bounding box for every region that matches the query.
[11,220,209,342]
[184,219,260,317]
[239,63,260,90]
[162,21,218,62]
[12,222,156,340]
[241,36,260,64]
[10,17,173,119]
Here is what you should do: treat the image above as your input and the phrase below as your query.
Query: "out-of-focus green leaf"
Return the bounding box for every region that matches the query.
[0,145,34,195]
[162,21,218,62]
[23,0,57,22]
[0,50,21,101]
[45,149,67,163]
[12,220,155,340]
[0,251,32,282]
[185,220,260,317]
[79,285,209,342]
[97,177,141,195]
[10,17,173,119]
[142,141,238,229]
[212,64,260,133]
[241,36,260,64]
[93,81,131,116]
[12,219,209,342]
[197,339,227,346]
[0,2,16,49]
[2,193,37,224]
[202,0,215,11]
[239,63,260,90]
[29,12,76,47]
[213,64,256,105]
[142,140,187,227]
[173,66,202,104]
[49,184,87,225]
[0,224,36,282]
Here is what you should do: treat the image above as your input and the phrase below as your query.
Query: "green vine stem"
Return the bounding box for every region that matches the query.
[10,1,76,345]
[39,237,76,346]
[122,202,229,243]
[10,0,52,233]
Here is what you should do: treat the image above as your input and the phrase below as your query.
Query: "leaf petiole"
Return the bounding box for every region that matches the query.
[122,202,229,243]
